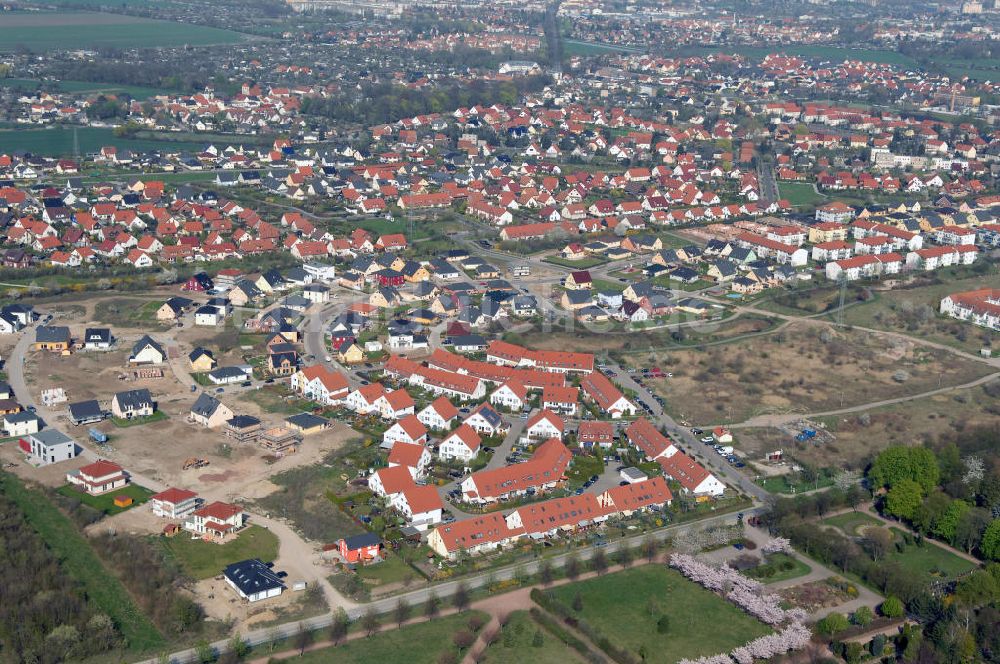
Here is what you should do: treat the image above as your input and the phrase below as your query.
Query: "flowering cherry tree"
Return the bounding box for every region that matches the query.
[678,655,734,664]
[761,537,793,555]
[669,553,813,663]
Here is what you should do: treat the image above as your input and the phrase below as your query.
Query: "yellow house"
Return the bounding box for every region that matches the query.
[564,270,593,290]
[369,288,400,309]
[807,222,849,244]
[188,348,217,373]
[337,341,365,365]
[404,265,431,283]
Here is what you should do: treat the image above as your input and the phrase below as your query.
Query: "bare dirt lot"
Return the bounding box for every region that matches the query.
[737,382,1000,469]
[623,323,997,425]
[19,297,357,506]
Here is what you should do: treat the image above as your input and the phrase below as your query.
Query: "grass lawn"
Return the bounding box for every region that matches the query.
[746,553,812,584]
[482,610,579,664]
[57,483,154,515]
[566,454,604,488]
[0,12,246,52]
[548,566,771,662]
[293,611,487,663]
[888,537,977,582]
[161,525,280,580]
[1,472,164,651]
[590,278,624,293]
[778,181,825,207]
[355,554,419,587]
[112,410,169,428]
[760,473,836,495]
[543,255,608,269]
[822,512,883,536]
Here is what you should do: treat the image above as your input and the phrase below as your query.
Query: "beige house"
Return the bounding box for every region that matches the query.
[190,393,234,428]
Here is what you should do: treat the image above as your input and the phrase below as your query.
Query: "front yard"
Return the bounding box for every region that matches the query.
[160,525,280,580]
[57,483,154,516]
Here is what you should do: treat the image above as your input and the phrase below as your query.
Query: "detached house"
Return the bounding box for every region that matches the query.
[66,460,128,496]
[111,389,155,420]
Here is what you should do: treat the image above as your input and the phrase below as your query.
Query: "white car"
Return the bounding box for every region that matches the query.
[700,436,714,444]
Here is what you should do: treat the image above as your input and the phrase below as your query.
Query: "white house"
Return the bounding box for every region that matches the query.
[381,414,428,449]
[417,396,459,431]
[3,411,40,437]
[291,366,351,405]
[387,441,433,479]
[66,460,128,496]
[439,424,481,464]
[150,487,199,519]
[390,486,443,531]
[524,409,565,441]
[22,430,78,466]
[224,559,285,603]
[490,380,528,412]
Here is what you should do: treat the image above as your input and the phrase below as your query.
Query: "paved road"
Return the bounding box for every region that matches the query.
[604,358,769,502]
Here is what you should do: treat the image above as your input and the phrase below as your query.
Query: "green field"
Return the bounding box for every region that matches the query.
[823,511,883,536]
[778,181,825,207]
[548,566,771,662]
[482,611,578,664]
[161,525,280,579]
[0,12,247,51]
[543,256,608,269]
[0,127,213,157]
[675,44,917,67]
[886,531,977,582]
[0,77,176,99]
[294,611,487,664]
[564,39,642,56]
[2,472,164,651]
[57,483,154,515]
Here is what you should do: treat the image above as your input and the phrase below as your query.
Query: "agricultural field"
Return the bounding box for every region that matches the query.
[0,12,247,52]
[631,323,996,425]
[675,44,917,67]
[293,611,489,664]
[0,77,177,99]
[778,181,825,207]
[481,611,580,664]
[547,565,772,662]
[160,525,280,579]
[0,127,213,157]
[738,382,1000,468]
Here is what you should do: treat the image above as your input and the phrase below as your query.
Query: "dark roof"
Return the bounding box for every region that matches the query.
[68,399,103,420]
[191,393,224,417]
[131,335,165,358]
[114,388,154,409]
[35,325,70,343]
[227,415,261,429]
[223,558,285,597]
[285,412,328,429]
[342,532,382,551]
